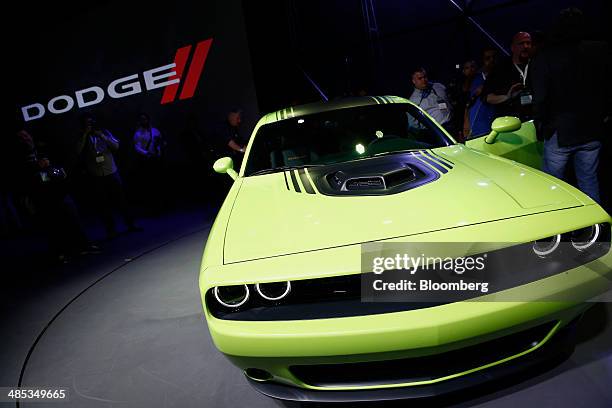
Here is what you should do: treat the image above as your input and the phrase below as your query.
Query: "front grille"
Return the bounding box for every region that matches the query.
[206,274,445,321]
[290,321,557,387]
[207,226,610,321]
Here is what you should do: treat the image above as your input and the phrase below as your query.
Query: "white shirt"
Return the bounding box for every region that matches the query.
[134,127,162,157]
[408,82,452,126]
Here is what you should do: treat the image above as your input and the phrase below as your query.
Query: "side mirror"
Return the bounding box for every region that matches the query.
[213,157,238,180]
[484,116,522,144]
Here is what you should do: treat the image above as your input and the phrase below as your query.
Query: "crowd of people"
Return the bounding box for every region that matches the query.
[4,7,609,264]
[4,107,246,264]
[407,8,610,206]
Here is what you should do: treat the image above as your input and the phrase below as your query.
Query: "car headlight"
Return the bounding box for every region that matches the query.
[570,224,601,251]
[532,234,561,257]
[214,284,250,308]
[256,281,291,301]
[532,223,607,257]
[206,224,610,321]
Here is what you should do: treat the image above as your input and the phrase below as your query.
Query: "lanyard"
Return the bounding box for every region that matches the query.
[90,135,100,154]
[418,86,440,106]
[513,62,529,85]
[144,129,153,151]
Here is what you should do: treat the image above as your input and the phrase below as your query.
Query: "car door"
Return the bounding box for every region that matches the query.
[465,120,543,169]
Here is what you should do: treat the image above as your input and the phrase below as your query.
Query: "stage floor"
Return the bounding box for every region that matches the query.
[1,208,611,407]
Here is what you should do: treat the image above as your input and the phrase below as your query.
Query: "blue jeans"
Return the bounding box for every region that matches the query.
[542,133,601,203]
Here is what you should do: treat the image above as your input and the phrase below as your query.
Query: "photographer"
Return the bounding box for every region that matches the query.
[15,124,94,262]
[76,114,140,239]
[132,113,166,212]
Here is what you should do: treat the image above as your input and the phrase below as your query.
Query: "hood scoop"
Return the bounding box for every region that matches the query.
[310,152,443,196]
[336,167,417,191]
[345,176,386,190]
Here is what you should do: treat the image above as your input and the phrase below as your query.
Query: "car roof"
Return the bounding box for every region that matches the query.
[261,95,412,125]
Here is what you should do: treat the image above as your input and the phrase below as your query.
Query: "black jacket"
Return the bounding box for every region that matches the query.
[531,40,611,146]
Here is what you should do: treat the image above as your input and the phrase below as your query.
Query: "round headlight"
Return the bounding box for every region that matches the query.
[256,281,291,301]
[533,234,561,257]
[571,224,600,251]
[214,285,250,308]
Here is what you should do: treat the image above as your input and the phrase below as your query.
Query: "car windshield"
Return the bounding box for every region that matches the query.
[244,103,453,176]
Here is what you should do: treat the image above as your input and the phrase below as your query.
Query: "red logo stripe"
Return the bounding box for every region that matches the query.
[179,38,213,100]
[161,45,192,104]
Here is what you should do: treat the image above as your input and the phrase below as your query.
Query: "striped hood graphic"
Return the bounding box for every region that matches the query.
[223,146,581,263]
[283,150,454,196]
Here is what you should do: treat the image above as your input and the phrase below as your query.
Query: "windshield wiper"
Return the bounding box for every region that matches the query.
[249,164,325,176]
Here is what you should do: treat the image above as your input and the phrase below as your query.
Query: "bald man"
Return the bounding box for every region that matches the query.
[482,32,534,120]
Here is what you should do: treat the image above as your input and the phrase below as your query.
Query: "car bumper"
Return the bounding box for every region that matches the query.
[202,206,612,395]
[245,315,579,402]
[205,255,612,394]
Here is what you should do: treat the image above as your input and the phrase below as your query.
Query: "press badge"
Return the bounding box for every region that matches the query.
[520,92,533,106]
[96,155,105,163]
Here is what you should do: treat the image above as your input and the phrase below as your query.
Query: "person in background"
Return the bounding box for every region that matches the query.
[216,108,246,165]
[408,67,453,132]
[464,47,499,137]
[531,8,611,204]
[211,109,246,200]
[454,60,478,141]
[482,31,533,120]
[133,112,166,212]
[76,114,140,239]
[16,123,96,262]
[134,113,163,160]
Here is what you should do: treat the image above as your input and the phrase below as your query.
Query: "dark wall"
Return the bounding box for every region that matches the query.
[244,0,609,110]
[15,0,258,168]
[375,0,609,94]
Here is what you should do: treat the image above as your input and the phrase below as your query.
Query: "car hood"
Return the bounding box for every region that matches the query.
[224,146,584,263]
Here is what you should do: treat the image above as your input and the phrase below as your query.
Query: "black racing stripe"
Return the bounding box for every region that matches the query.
[413,152,448,174]
[283,171,290,190]
[430,150,454,166]
[298,169,315,194]
[290,170,301,192]
[423,150,452,169]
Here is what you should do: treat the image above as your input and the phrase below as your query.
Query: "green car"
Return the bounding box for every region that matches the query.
[200,96,612,402]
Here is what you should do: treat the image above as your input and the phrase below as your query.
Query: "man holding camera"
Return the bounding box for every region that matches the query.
[15,123,94,262]
[76,114,140,239]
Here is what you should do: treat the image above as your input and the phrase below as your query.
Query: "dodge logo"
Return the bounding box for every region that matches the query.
[21,38,213,122]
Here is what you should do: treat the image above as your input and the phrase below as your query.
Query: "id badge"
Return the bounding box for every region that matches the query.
[95,155,105,163]
[437,101,448,110]
[520,92,533,106]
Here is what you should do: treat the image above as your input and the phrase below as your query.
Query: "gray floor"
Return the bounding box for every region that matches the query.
[2,212,611,408]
